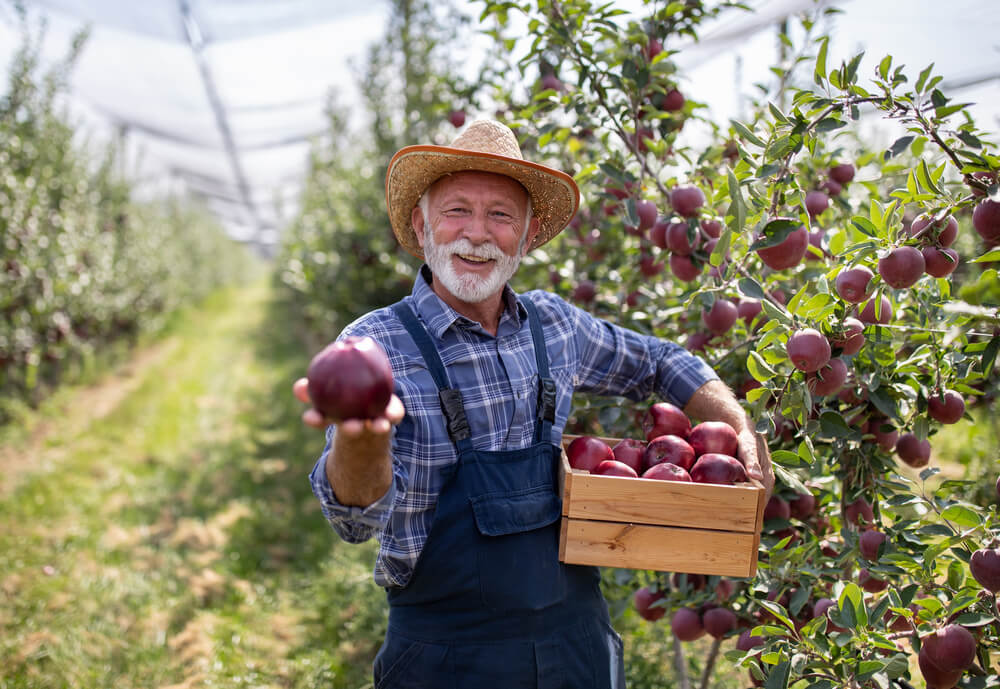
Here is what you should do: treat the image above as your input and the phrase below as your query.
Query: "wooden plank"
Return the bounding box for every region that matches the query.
[559,518,758,577]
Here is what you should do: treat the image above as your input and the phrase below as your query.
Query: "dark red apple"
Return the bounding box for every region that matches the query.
[969,547,1000,592]
[643,434,696,472]
[670,185,705,218]
[669,253,702,281]
[805,190,830,217]
[650,218,670,248]
[788,491,816,519]
[859,568,888,592]
[736,628,766,651]
[972,199,1000,244]
[702,299,738,336]
[844,497,874,528]
[922,246,960,278]
[857,295,893,325]
[645,37,663,62]
[594,459,639,478]
[927,389,965,424]
[690,453,746,485]
[896,432,931,467]
[662,88,685,112]
[763,495,791,521]
[812,598,847,633]
[859,529,887,561]
[612,438,646,473]
[636,199,658,231]
[447,109,466,128]
[634,586,666,621]
[688,421,739,457]
[871,421,899,453]
[918,649,964,689]
[921,624,977,673]
[878,246,926,288]
[910,213,959,247]
[820,178,842,196]
[835,267,874,303]
[638,254,663,277]
[666,221,698,255]
[566,436,614,472]
[671,607,705,641]
[540,74,563,92]
[642,462,692,482]
[702,607,738,639]
[806,357,848,396]
[700,219,722,238]
[737,299,763,325]
[787,328,831,373]
[307,336,394,420]
[642,402,691,441]
[757,225,809,270]
[831,317,865,356]
[829,163,856,184]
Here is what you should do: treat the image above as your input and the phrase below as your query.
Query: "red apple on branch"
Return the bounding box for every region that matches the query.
[927,389,965,424]
[634,586,666,621]
[756,223,809,270]
[969,547,1000,592]
[922,246,959,278]
[671,607,705,641]
[835,267,875,304]
[670,185,705,218]
[878,246,926,288]
[787,328,831,373]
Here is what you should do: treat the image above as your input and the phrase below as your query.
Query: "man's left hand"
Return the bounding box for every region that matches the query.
[737,428,774,499]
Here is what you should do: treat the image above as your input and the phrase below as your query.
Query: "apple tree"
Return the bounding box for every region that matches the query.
[478,1,1000,687]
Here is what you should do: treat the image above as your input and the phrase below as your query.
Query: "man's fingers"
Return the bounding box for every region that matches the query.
[302,407,327,429]
[293,378,311,404]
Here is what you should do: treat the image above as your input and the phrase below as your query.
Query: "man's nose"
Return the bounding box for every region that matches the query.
[462,212,491,243]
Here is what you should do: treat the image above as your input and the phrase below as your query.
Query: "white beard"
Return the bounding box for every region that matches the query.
[423,227,524,304]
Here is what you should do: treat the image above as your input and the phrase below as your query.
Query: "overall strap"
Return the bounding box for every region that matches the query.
[391,301,472,446]
[521,297,556,445]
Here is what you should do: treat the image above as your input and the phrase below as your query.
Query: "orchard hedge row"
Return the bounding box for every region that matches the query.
[0,11,255,420]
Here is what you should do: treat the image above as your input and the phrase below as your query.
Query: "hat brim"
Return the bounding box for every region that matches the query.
[385,145,580,259]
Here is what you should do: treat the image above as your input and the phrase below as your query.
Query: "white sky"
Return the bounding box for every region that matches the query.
[1,0,997,244]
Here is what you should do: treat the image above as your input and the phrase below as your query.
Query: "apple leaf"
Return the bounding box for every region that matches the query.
[771,450,808,468]
[739,277,767,300]
[731,120,765,148]
[763,660,790,689]
[940,503,981,528]
[813,36,828,86]
[971,248,1000,264]
[837,582,867,629]
[981,333,999,377]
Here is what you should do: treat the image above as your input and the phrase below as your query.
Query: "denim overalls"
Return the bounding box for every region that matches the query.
[373,298,625,688]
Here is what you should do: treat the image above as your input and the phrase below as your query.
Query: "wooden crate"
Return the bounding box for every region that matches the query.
[557,436,766,577]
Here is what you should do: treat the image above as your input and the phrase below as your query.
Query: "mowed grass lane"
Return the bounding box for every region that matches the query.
[0,282,385,689]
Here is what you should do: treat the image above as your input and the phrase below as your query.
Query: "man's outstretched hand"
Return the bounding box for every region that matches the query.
[292,377,404,435]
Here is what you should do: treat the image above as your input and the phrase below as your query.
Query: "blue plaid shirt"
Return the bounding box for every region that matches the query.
[309,267,718,588]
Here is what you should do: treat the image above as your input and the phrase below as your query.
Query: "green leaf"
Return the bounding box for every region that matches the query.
[982,334,999,377]
[915,62,936,93]
[731,120,766,148]
[764,661,790,689]
[771,450,809,468]
[971,248,1000,263]
[851,216,879,237]
[885,135,914,160]
[739,277,766,300]
[727,169,747,233]
[750,218,800,250]
[761,299,793,325]
[747,351,777,382]
[838,582,868,629]
[940,504,982,528]
[814,36,829,86]
[878,55,892,80]
[917,160,942,194]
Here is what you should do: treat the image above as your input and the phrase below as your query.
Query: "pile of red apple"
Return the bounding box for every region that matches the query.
[565,402,748,485]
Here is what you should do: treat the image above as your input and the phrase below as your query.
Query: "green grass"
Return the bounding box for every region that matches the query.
[0,281,384,689]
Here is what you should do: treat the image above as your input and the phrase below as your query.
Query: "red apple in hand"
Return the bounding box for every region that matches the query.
[307,336,394,420]
[567,436,614,472]
[688,421,739,457]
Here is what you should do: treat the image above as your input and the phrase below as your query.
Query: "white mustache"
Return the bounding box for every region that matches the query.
[443,238,506,261]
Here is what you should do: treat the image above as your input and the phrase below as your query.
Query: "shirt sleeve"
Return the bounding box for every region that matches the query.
[308,424,408,543]
[536,291,719,407]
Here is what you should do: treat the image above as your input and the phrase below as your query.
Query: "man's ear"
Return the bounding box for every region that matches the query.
[522,216,541,256]
[411,204,427,248]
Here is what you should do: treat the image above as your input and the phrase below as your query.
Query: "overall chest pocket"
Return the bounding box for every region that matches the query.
[469,486,565,611]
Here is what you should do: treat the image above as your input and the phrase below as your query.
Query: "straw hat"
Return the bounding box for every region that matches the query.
[385,119,580,258]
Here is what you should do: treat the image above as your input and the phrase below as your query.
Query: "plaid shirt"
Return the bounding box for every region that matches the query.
[309,267,718,588]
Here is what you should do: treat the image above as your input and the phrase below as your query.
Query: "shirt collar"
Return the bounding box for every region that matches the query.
[411,264,527,338]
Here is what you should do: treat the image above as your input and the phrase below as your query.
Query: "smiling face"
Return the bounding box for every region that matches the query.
[412,171,540,307]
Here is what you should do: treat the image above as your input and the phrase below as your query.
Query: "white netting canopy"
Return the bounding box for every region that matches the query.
[2,0,997,247]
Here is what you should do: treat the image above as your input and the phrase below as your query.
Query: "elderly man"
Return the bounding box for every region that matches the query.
[294,119,773,688]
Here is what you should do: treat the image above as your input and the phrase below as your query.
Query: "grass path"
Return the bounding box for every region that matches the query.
[0,282,384,689]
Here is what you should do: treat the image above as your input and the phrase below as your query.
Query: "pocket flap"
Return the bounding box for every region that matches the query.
[470,487,562,537]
